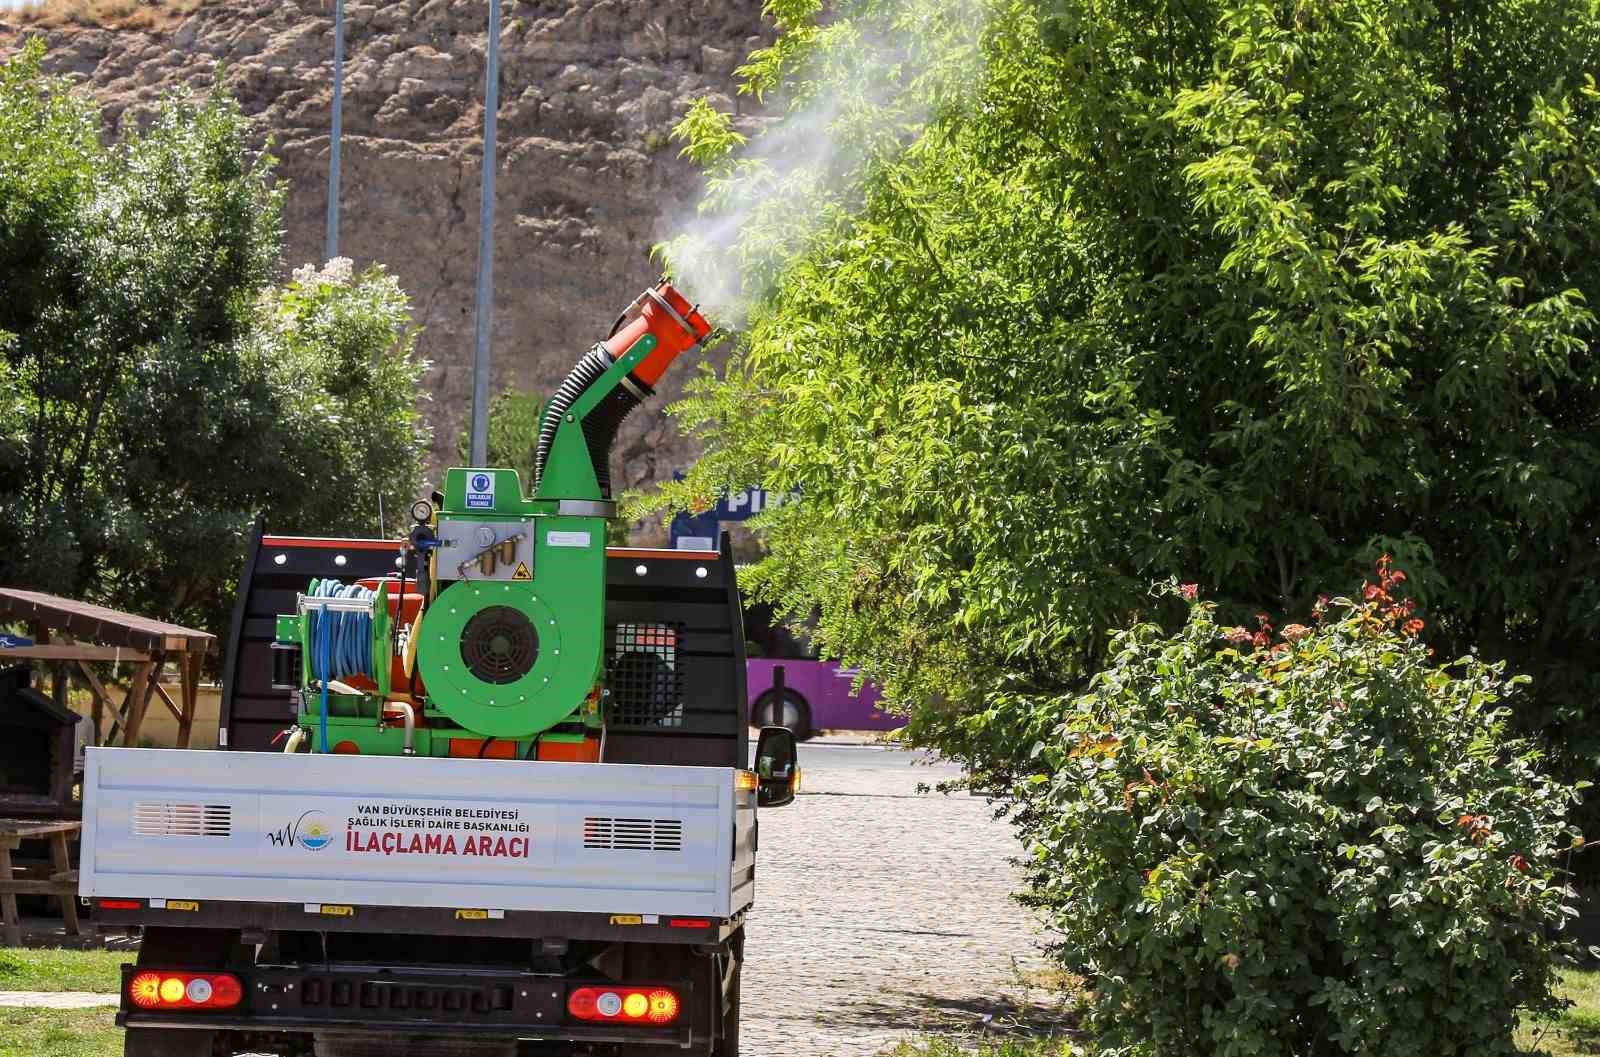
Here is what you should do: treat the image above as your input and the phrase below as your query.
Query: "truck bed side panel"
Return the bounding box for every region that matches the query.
[82,748,746,919]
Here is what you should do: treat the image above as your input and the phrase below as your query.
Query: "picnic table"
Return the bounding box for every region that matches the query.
[0,817,81,945]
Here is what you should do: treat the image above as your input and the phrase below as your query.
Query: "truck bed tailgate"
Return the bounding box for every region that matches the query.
[81,748,745,919]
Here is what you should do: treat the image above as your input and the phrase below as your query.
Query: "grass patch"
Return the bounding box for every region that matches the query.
[0,948,125,993]
[0,1007,120,1057]
[10,0,208,31]
[1520,969,1600,1056]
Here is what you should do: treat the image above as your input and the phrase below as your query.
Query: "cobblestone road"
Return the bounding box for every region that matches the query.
[740,741,1068,1056]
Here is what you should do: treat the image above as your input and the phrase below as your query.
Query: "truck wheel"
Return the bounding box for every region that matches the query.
[123,1028,216,1057]
[750,690,811,741]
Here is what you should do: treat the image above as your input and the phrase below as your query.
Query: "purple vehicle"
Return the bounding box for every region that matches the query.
[743,603,904,740]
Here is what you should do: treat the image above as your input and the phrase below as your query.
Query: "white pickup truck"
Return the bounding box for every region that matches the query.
[81,531,797,1057]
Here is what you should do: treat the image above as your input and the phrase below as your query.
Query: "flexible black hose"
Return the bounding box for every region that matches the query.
[533,346,612,488]
[533,344,654,498]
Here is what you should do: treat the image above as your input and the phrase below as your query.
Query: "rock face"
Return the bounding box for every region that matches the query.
[0,0,771,499]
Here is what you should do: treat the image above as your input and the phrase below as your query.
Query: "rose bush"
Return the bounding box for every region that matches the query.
[1018,564,1584,1056]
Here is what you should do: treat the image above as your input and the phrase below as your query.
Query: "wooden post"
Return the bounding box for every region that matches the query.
[119,657,159,749]
[73,660,113,748]
[178,652,201,750]
[47,832,79,936]
[0,839,19,946]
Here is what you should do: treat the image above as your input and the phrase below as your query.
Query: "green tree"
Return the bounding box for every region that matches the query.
[0,42,429,634]
[655,0,1600,805]
[465,388,546,488]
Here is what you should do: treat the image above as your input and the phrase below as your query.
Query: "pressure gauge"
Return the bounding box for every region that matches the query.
[410,499,434,524]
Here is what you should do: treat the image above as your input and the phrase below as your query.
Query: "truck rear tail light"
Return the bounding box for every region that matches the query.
[98,899,142,910]
[669,918,711,929]
[128,971,242,1011]
[567,985,679,1025]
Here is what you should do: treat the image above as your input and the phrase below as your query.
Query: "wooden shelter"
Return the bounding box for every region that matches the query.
[0,588,216,751]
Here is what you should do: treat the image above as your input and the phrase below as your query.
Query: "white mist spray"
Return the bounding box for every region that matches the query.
[658,0,983,323]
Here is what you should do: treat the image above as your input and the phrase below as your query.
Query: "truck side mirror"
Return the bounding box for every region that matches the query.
[754,726,799,808]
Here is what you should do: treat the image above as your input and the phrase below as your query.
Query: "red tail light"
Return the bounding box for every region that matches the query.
[128,971,243,1011]
[567,985,679,1025]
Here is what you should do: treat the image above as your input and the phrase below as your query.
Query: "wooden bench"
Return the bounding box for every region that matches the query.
[0,818,81,944]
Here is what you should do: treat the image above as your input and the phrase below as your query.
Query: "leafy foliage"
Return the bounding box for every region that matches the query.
[0,42,428,634]
[466,387,546,489]
[1020,571,1583,1056]
[652,0,1600,824]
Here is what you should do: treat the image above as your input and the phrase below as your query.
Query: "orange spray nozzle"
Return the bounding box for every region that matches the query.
[602,281,713,388]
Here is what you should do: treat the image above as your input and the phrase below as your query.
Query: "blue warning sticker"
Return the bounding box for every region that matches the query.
[466,471,496,510]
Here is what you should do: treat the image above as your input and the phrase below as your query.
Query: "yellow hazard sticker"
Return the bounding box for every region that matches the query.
[166,900,200,912]
[609,914,643,926]
[511,561,532,581]
[319,905,353,917]
[455,909,490,920]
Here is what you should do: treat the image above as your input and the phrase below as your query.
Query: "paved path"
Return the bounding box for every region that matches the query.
[0,743,1066,1054]
[741,742,1069,1055]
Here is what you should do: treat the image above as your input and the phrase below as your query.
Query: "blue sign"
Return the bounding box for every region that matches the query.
[668,485,799,547]
[465,471,496,510]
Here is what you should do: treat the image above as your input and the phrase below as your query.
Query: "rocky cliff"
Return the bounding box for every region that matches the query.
[0,0,771,504]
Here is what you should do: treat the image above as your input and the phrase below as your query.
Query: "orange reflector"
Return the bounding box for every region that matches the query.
[735,770,759,792]
[567,985,680,1025]
[647,988,679,1023]
[128,972,163,1009]
[127,971,242,1011]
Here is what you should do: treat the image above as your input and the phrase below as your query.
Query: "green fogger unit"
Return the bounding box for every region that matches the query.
[269,281,714,761]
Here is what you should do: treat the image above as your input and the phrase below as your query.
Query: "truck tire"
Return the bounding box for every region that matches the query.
[123,1027,216,1057]
[750,689,811,741]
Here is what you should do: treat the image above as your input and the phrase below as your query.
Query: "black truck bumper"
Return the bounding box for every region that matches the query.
[118,965,693,1047]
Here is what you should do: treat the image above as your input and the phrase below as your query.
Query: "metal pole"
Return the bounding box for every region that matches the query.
[325,0,345,261]
[468,0,501,467]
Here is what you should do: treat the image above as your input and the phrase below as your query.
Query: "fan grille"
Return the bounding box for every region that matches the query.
[460,606,539,685]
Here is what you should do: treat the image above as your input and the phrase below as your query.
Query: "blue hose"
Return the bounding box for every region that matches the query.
[305,579,376,753]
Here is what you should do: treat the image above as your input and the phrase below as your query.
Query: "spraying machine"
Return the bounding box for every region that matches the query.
[271,281,717,763]
[78,282,801,1057]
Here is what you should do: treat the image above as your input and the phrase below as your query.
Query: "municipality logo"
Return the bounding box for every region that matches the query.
[267,810,336,851]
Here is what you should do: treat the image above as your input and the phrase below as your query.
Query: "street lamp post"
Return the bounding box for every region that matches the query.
[325,0,345,261]
[468,0,502,467]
